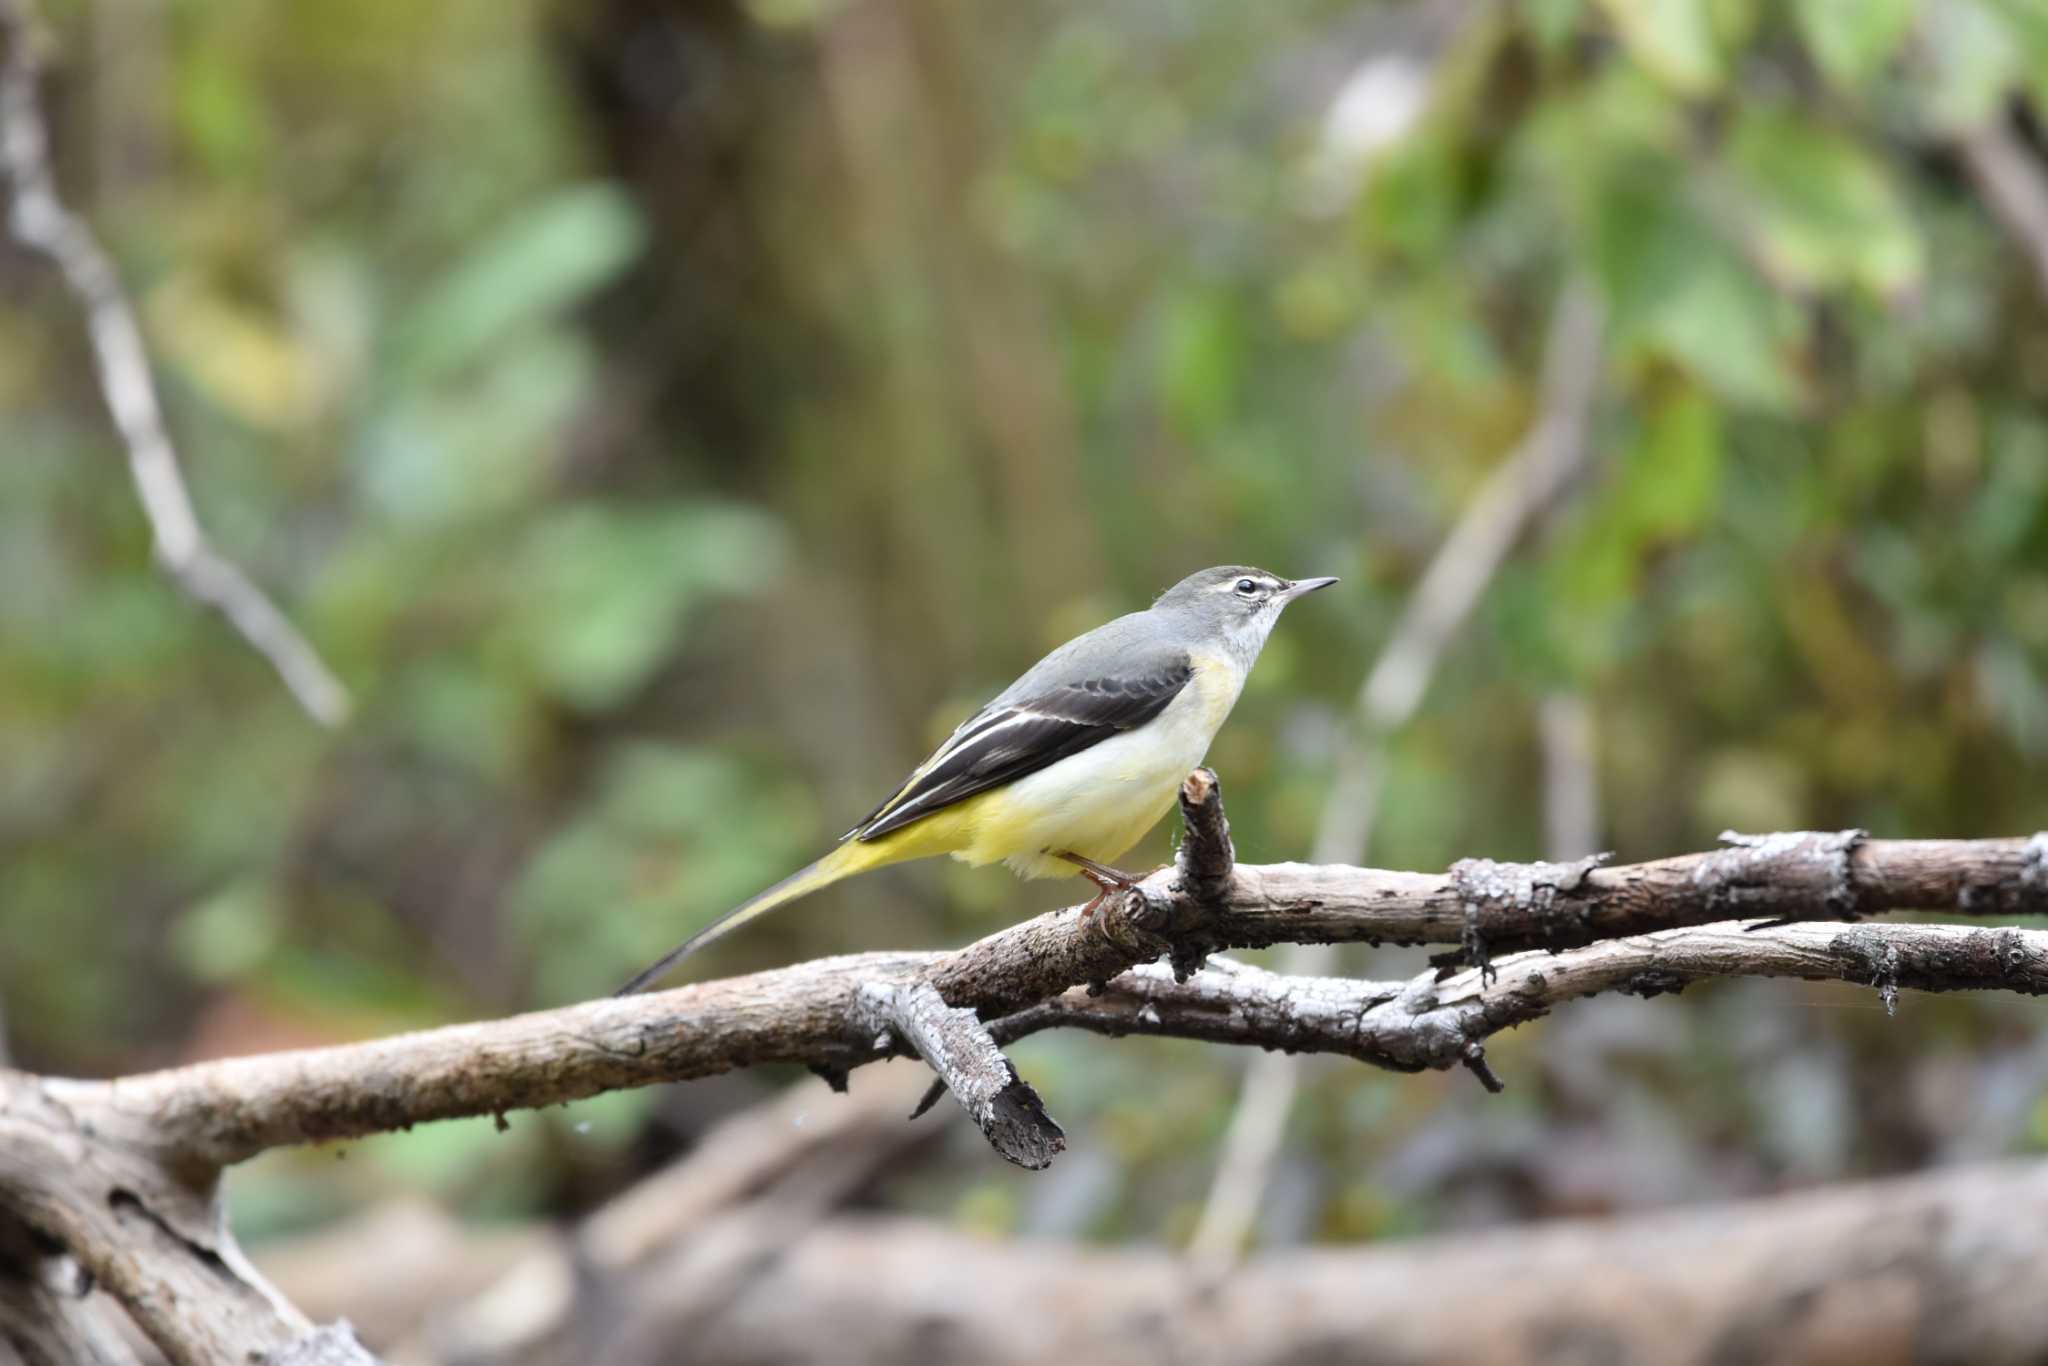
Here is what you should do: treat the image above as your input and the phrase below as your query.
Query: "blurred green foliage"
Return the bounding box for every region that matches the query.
[3,0,2047,1248]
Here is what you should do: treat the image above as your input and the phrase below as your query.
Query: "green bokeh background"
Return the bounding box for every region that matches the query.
[3,0,2047,1250]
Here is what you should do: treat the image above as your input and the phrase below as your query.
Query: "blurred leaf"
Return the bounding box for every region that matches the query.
[359,332,590,525]
[557,1086,655,1146]
[1547,385,1723,659]
[1595,0,1724,94]
[509,743,814,1000]
[495,501,787,712]
[745,0,849,27]
[1793,0,1917,91]
[1917,0,2026,131]
[1157,286,1245,431]
[1523,0,1589,58]
[388,660,532,782]
[1725,110,1923,298]
[387,184,645,385]
[1626,386,1723,535]
[1583,155,1803,409]
[147,272,331,431]
[1696,748,1808,831]
[1976,640,2048,757]
[175,47,273,177]
[365,1112,546,1212]
[1365,134,1466,257]
[1968,414,2048,558]
[1662,256,1806,409]
[172,879,283,985]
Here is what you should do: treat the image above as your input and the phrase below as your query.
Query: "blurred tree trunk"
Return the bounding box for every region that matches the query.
[549,0,1111,954]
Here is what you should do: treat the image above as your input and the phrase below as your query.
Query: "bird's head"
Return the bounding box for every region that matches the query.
[1153,565,1338,662]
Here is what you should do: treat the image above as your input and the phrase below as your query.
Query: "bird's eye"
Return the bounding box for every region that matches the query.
[1235,578,1259,596]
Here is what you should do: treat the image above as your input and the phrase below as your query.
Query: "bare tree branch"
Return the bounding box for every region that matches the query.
[13,818,2041,1167]
[1195,280,1608,1257]
[3,770,2044,1355]
[0,0,349,726]
[1004,918,2048,1078]
[0,1076,379,1365]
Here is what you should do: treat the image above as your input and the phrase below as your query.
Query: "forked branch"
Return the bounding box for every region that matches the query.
[0,0,349,725]
[2,771,2045,1363]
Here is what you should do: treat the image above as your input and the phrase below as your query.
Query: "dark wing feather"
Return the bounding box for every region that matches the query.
[850,653,1194,842]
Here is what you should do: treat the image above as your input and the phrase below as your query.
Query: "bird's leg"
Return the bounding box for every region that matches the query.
[1056,850,1141,920]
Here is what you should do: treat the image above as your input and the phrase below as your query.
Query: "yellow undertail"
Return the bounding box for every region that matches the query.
[614,777,1175,994]
[614,821,949,995]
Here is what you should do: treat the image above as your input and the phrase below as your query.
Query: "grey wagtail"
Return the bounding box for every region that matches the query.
[619,565,1337,993]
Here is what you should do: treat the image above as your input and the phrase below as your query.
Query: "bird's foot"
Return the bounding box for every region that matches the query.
[1056,850,1141,920]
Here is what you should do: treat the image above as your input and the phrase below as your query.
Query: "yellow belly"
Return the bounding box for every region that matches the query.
[899,652,1244,880]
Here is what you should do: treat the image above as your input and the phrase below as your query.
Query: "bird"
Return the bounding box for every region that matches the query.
[617,565,1338,993]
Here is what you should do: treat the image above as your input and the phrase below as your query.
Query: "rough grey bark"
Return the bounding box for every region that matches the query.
[3,771,2045,1359]
[0,1222,137,1366]
[853,980,1063,1168]
[1006,919,2048,1079]
[0,1078,378,1366]
[25,799,2041,1172]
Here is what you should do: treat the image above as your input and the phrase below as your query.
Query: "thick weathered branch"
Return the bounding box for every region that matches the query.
[5,785,2046,1358]
[0,1075,378,1365]
[1202,828,2048,963]
[0,1221,137,1366]
[21,824,2046,1172]
[0,0,348,725]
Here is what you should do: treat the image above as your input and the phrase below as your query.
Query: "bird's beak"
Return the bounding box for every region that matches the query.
[1281,575,1339,602]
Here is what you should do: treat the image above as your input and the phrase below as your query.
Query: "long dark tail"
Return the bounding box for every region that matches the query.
[613,842,871,995]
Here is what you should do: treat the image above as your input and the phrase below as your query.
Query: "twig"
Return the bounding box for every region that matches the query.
[1312,282,1606,862]
[1958,111,2048,301]
[1172,766,1237,904]
[0,0,348,725]
[1194,282,1606,1258]
[908,769,1239,1125]
[1538,691,1601,861]
[997,919,2048,1074]
[854,980,1064,1169]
